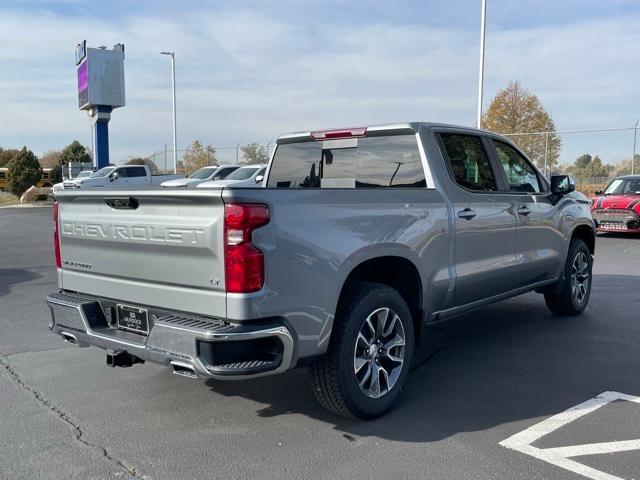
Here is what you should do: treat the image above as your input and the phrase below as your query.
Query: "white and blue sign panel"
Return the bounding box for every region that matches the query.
[76,43,125,110]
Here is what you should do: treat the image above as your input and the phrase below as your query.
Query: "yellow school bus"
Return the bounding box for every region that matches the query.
[36,168,54,187]
[0,168,7,190]
[0,166,54,190]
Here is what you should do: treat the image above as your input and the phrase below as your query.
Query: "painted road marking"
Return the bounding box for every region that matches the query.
[500,391,640,480]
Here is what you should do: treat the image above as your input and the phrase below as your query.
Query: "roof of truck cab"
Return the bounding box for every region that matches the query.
[276,122,498,143]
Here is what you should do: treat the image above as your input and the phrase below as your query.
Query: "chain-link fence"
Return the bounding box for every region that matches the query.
[502,121,639,197]
[146,144,272,176]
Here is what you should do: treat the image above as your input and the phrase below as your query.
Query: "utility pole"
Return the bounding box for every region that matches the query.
[544,132,549,177]
[160,51,177,174]
[476,0,487,129]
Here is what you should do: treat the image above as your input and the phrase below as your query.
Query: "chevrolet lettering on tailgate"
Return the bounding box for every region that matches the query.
[61,221,206,244]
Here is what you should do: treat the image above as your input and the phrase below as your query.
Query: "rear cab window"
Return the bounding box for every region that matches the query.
[267,134,426,188]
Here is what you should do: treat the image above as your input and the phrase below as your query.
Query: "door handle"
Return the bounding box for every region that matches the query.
[457,208,476,220]
[517,205,531,216]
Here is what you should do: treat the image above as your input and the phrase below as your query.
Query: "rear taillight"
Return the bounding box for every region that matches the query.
[224,203,270,293]
[53,202,62,268]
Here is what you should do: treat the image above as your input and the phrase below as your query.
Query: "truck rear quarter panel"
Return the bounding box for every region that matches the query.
[223,188,451,360]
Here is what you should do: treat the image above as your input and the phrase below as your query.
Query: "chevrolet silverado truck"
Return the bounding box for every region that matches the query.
[58,164,184,190]
[46,122,595,419]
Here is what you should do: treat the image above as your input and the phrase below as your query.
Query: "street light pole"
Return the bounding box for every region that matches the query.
[160,51,177,174]
[633,119,638,175]
[476,0,487,129]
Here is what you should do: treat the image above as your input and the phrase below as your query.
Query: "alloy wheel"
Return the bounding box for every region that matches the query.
[571,251,590,305]
[353,307,406,399]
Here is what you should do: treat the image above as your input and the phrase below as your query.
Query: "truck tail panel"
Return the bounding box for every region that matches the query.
[56,190,227,318]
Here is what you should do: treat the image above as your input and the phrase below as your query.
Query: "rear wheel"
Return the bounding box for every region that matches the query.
[544,239,592,315]
[310,282,415,419]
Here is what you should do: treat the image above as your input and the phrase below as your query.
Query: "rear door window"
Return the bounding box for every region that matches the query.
[267,135,425,188]
[439,133,497,191]
[493,141,543,193]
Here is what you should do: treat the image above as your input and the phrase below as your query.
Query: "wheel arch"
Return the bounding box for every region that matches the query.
[570,223,595,256]
[333,253,424,343]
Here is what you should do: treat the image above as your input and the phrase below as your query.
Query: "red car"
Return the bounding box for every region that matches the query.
[591,175,640,233]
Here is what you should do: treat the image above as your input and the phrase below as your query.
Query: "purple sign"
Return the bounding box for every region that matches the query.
[77,60,88,93]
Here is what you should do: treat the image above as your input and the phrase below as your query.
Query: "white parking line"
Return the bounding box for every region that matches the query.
[500,391,640,480]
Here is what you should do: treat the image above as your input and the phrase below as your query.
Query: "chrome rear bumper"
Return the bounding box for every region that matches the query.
[46,291,294,380]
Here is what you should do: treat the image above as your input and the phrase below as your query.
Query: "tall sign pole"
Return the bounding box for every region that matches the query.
[476,0,487,129]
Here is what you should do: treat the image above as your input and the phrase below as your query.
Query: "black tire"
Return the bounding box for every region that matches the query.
[309,282,415,419]
[544,239,592,316]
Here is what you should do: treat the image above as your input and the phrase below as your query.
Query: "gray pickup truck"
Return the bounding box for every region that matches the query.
[47,122,594,419]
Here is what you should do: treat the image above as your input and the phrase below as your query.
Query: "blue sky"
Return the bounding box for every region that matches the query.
[0,0,639,165]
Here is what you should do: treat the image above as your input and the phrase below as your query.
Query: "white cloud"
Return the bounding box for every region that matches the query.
[0,4,638,165]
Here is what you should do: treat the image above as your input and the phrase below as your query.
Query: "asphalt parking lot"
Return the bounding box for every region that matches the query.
[1,207,639,480]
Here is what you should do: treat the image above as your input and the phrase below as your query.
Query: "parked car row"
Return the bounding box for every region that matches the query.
[160,164,267,189]
[53,164,268,191]
[55,165,184,190]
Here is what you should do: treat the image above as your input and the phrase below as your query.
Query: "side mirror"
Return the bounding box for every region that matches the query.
[109,172,119,182]
[594,190,603,196]
[550,175,575,195]
[255,175,264,183]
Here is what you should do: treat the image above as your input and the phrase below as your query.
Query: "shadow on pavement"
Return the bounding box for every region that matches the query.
[207,273,640,443]
[0,268,42,298]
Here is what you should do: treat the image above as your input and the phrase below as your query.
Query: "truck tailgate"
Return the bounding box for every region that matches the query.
[55,189,226,318]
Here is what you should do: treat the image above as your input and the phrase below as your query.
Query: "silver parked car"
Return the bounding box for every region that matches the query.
[161,165,240,188]
[47,122,594,419]
[196,165,266,188]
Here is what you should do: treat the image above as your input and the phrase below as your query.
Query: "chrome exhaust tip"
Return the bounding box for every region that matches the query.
[170,361,197,379]
[61,331,78,345]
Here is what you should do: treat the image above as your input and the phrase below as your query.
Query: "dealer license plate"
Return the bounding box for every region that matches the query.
[116,304,149,335]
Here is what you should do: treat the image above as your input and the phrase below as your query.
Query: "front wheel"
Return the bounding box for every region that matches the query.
[310,282,415,419]
[544,239,592,315]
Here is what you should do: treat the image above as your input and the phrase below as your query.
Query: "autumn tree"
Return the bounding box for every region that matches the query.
[0,148,20,167]
[40,150,62,168]
[481,81,561,172]
[182,140,216,174]
[7,147,41,196]
[613,154,640,176]
[39,150,63,183]
[240,143,268,165]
